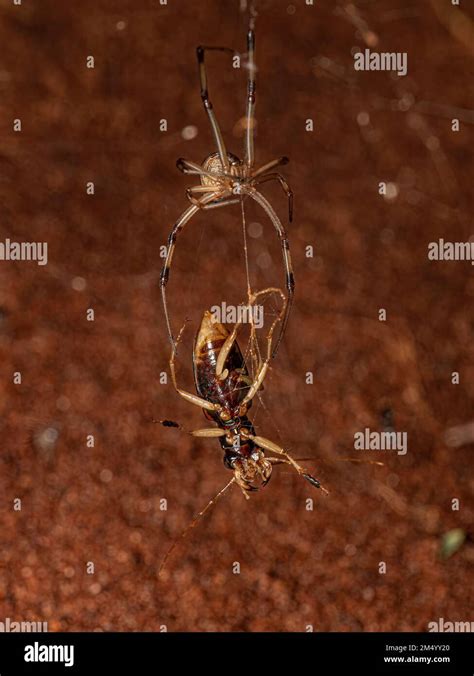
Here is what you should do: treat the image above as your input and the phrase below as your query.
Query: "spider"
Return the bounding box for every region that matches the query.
[160,28,295,359]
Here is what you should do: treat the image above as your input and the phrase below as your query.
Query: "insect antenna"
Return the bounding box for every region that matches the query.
[294,457,385,467]
[158,477,236,577]
[267,457,330,495]
[332,457,384,466]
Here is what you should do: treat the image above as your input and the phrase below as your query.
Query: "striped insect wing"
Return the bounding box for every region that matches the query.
[193,311,252,413]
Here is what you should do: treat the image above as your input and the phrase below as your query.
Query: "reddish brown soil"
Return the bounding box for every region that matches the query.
[0,1,473,631]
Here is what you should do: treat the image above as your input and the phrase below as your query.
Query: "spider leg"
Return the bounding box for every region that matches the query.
[244,29,256,171]
[176,158,224,182]
[201,197,240,210]
[248,189,295,357]
[161,192,239,343]
[177,157,236,185]
[252,172,293,223]
[160,192,220,348]
[186,186,218,194]
[176,158,206,174]
[196,45,236,172]
[185,186,221,207]
[252,156,289,179]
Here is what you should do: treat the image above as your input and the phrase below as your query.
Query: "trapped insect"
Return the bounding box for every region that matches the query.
[158,288,327,574]
[160,28,295,359]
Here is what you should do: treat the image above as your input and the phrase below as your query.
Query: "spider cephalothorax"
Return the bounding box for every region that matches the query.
[193,149,291,197]
[160,28,295,360]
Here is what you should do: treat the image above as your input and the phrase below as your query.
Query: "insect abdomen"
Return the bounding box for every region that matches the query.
[193,311,250,410]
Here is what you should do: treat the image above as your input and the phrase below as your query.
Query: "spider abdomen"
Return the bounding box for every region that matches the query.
[200,151,242,187]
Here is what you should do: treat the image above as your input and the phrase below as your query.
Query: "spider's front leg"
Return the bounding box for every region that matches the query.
[160,193,219,349]
[176,158,222,181]
[196,45,237,172]
[160,187,245,351]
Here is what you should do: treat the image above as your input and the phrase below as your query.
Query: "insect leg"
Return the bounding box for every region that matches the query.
[160,192,219,349]
[159,420,226,438]
[216,287,285,379]
[216,323,241,378]
[239,287,287,404]
[252,172,293,222]
[249,435,329,494]
[169,322,219,413]
[196,45,235,172]
[249,189,294,358]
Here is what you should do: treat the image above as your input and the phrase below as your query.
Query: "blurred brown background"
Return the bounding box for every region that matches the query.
[0,0,473,631]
